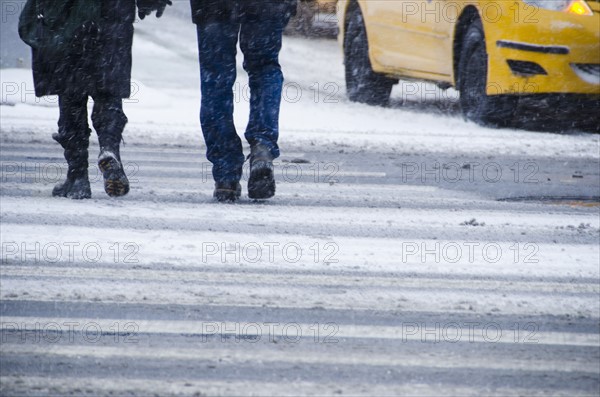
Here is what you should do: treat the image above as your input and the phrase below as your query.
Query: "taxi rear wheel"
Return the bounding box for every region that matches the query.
[458,20,518,127]
[344,4,395,106]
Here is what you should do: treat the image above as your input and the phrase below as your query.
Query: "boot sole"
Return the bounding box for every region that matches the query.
[98,157,130,197]
[66,190,92,200]
[52,180,91,200]
[248,166,275,200]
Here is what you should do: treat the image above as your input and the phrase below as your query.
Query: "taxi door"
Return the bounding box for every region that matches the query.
[363,0,457,78]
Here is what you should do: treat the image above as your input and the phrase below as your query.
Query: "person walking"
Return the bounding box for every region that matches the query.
[19,0,171,199]
[190,0,297,202]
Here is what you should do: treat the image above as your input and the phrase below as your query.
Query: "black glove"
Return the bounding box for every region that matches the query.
[138,0,172,20]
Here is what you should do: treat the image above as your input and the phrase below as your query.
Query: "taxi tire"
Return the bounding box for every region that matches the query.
[344,4,395,106]
[458,20,518,127]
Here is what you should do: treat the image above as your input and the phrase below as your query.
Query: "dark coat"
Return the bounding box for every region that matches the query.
[29,0,136,98]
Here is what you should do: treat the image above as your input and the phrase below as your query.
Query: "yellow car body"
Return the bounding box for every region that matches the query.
[338,0,600,96]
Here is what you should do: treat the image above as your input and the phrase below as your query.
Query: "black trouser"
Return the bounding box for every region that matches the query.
[56,94,128,154]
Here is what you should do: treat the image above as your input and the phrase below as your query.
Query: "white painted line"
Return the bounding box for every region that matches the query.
[1,265,597,294]
[0,375,572,397]
[2,317,598,347]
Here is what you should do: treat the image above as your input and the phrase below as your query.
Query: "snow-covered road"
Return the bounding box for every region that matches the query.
[1,139,599,395]
[1,2,599,395]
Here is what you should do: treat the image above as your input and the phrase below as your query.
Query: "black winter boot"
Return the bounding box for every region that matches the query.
[98,143,129,197]
[92,97,130,198]
[52,131,92,200]
[214,181,242,203]
[248,144,275,200]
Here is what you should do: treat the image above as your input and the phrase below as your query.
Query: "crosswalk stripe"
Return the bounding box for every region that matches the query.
[2,265,598,294]
[3,317,599,347]
[1,376,579,397]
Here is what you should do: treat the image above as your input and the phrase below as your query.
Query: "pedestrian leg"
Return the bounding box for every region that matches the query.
[52,95,92,199]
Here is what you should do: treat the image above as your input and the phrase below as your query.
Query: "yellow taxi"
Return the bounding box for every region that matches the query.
[338,0,600,126]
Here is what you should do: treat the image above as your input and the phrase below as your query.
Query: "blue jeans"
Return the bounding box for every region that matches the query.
[195,1,293,183]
